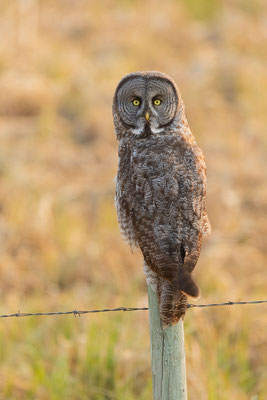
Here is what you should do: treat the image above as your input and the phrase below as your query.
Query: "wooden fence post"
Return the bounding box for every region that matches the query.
[148,284,187,400]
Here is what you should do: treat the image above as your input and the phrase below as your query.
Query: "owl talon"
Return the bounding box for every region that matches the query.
[181,291,201,301]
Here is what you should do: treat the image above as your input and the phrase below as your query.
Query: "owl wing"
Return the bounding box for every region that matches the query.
[133,211,200,299]
[115,177,138,249]
[130,145,209,299]
[115,142,139,248]
[179,149,210,274]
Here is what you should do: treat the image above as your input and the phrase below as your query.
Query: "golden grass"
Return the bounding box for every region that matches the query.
[0,0,266,398]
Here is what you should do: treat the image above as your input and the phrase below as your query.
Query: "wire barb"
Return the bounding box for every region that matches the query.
[0,300,266,319]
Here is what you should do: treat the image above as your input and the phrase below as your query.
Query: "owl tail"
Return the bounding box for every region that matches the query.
[157,277,188,328]
[157,274,199,328]
[173,267,200,300]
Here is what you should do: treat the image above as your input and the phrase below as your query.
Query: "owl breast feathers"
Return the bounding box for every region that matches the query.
[113,71,210,327]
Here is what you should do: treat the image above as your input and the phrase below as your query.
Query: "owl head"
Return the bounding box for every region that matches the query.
[113,71,187,139]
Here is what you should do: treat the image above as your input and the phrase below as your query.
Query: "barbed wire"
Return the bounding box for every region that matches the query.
[0,300,266,319]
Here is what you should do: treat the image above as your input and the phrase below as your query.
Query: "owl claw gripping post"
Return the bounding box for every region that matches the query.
[113,71,210,327]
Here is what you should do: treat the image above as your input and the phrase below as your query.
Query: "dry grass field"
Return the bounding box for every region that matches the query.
[0,1,266,399]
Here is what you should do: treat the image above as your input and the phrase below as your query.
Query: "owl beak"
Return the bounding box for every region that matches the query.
[145,112,150,121]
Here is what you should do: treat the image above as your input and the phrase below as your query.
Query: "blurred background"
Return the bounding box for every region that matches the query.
[0,0,266,399]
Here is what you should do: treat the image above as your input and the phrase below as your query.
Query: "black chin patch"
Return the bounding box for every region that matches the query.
[143,123,151,137]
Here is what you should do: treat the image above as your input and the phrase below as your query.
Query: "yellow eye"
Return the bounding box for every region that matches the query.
[153,99,161,106]
[132,99,140,106]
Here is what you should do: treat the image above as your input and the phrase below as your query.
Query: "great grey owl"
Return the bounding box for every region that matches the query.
[113,71,210,327]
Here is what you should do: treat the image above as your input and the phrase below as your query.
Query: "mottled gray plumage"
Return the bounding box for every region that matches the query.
[113,71,210,327]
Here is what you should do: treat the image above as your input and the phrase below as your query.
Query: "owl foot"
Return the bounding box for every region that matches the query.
[173,269,200,299]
